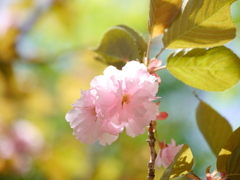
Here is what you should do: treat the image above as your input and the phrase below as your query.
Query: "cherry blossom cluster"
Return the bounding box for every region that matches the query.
[66,61,166,145]
[0,119,44,174]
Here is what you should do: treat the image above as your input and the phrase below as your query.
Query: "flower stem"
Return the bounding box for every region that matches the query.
[153,65,167,72]
[155,48,165,59]
[147,121,157,180]
[186,170,201,180]
[146,38,153,64]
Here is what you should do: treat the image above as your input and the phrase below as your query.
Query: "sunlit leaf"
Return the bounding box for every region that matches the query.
[226,146,240,180]
[196,100,232,156]
[170,144,194,178]
[148,0,182,38]
[166,46,240,91]
[94,26,144,69]
[172,176,187,180]
[217,127,240,173]
[160,144,194,180]
[163,0,236,49]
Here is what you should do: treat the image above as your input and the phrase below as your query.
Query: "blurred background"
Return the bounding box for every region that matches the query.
[0,0,239,179]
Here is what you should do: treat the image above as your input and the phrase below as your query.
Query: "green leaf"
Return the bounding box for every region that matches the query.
[217,127,240,173]
[148,0,182,38]
[170,176,187,180]
[115,25,147,59]
[196,100,232,156]
[94,26,146,69]
[225,146,240,180]
[163,0,236,49]
[166,46,240,91]
[160,144,194,180]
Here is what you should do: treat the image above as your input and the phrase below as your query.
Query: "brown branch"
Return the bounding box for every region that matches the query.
[146,38,152,65]
[154,47,165,59]
[147,121,157,180]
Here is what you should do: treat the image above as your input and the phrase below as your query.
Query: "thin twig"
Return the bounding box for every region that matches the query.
[188,170,201,180]
[147,121,157,180]
[155,48,165,59]
[193,90,200,100]
[146,38,153,65]
[153,65,167,72]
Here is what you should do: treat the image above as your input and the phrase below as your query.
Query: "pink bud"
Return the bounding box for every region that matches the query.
[156,111,168,120]
[147,59,162,84]
[147,59,162,74]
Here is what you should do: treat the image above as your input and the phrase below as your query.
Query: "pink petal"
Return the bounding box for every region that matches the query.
[156,111,168,120]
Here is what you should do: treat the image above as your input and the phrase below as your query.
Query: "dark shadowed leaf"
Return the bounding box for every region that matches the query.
[217,127,240,173]
[163,0,236,49]
[225,146,240,180]
[166,46,240,91]
[94,26,146,69]
[148,0,182,38]
[160,144,193,180]
[196,100,232,156]
[116,25,147,59]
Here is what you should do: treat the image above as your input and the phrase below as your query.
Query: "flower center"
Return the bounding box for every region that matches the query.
[86,107,97,121]
[121,94,130,108]
[89,107,96,116]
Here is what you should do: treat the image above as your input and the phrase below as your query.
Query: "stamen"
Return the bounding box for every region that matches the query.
[121,94,130,108]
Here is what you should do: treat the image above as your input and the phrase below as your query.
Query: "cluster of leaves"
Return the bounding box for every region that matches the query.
[95,0,240,92]
[160,99,240,180]
[93,0,240,179]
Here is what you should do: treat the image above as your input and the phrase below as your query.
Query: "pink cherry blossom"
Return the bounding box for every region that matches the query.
[11,120,44,154]
[91,61,160,137]
[155,139,183,168]
[65,90,119,145]
[187,167,227,180]
[66,61,163,145]
[0,119,44,174]
[205,167,227,180]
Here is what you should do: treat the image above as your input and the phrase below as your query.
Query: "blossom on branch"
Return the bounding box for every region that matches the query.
[155,139,183,168]
[65,90,119,145]
[206,167,227,180]
[66,61,164,145]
